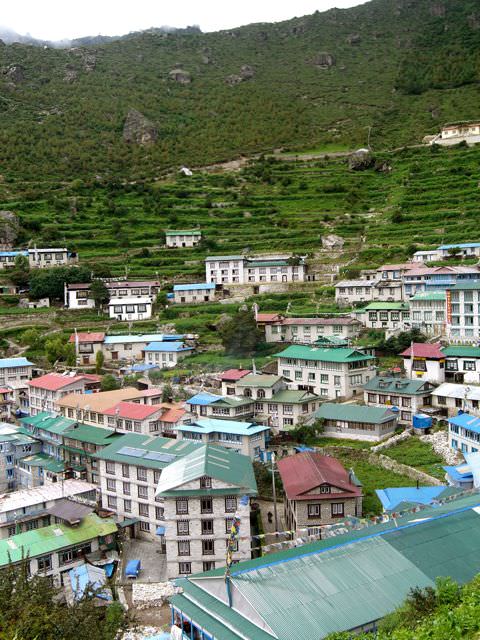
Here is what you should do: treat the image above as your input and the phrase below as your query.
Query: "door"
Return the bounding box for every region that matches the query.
[82,356,90,365]
[111,351,118,360]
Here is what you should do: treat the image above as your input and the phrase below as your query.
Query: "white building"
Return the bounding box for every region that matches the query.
[65,280,160,309]
[205,254,306,285]
[166,230,202,248]
[0,357,33,387]
[409,292,446,336]
[432,383,480,418]
[0,248,76,270]
[446,282,480,342]
[28,373,101,416]
[438,242,480,259]
[265,317,362,344]
[401,343,445,385]
[448,413,480,455]
[443,345,480,385]
[102,334,184,362]
[108,296,152,321]
[177,418,269,459]
[156,444,257,578]
[334,280,375,305]
[144,341,194,368]
[433,122,480,146]
[363,376,435,425]
[274,345,375,400]
[173,283,216,304]
[412,249,442,263]
[355,303,410,331]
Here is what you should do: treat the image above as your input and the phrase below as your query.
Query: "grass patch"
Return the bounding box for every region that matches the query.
[382,436,445,480]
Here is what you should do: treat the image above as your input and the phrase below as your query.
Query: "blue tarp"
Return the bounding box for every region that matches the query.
[413,413,432,429]
[295,446,315,452]
[69,564,111,600]
[104,563,115,578]
[125,559,141,577]
[376,486,447,511]
[156,526,166,535]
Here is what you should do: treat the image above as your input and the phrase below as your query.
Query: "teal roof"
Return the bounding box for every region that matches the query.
[448,281,480,290]
[20,412,76,436]
[270,389,319,403]
[236,374,282,387]
[21,453,65,473]
[0,513,117,567]
[442,346,480,358]
[364,376,432,395]
[156,444,257,496]
[361,302,409,311]
[177,418,269,436]
[95,433,201,469]
[165,230,201,236]
[410,292,446,301]
[274,345,374,363]
[316,402,396,424]
[171,494,480,640]
[247,260,289,267]
[63,423,122,446]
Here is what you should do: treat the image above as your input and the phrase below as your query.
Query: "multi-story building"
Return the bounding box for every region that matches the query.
[355,302,410,331]
[0,423,41,491]
[253,389,319,430]
[176,418,269,459]
[0,387,13,421]
[432,383,480,418]
[402,266,480,298]
[102,333,184,362]
[274,345,375,400]
[69,332,105,366]
[156,444,257,578]
[222,373,285,400]
[265,317,362,344]
[363,376,434,425]
[205,254,306,285]
[448,412,480,454]
[446,281,480,342]
[400,343,445,384]
[95,434,201,541]
[0,513,117,585]
[186,392,254,421]
[0,357,34,387]
[108,296,152,321]
[173,283,217,304]
[0,479,97,539]
[443,345,480,384]
[409,292,446,336]
[278,451,362,536]
[28,373,101,415]
[0,247,76,270]
[438,241,480,259]
[56,387,161,418]
[144,341,194,368]
[315,403,398,441]
[166,230,202,248]
[219,369,251,395]
[334,280,375,305]
[65,280,160,309]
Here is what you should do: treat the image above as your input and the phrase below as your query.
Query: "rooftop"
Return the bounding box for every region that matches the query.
[361,302,409,310]
[166,230,201,236]
[221,369,251,381]
[236,374,283,388]
[103,401,164,421]
[21,453,66,473]
[375,486,462,512]
[104,334,182,345]
[278,317,361,326]
[68,332,105,344]
[335,279,376,287]
[409,292,446,301]
[28,373,91,391]
[255,313,283,323]
[156,444,257,496]
[270,389,319,403]
[448,412,480,435]
[20,412,77,436]
[108,296,152,305]
[432,383,480,401]
[63,422,121,446]
[57,387,145,410]
[316,402,396,424]
[442,346,480,358]
[400,343,444,359]
[173,283,216,291]
[144,341,193,353]
[186,392,222,406]
[439,242,480,249]
[448,280,480,291]
[0,513,117,567]
[0,357,33,369]
[274,345,374,363]
[0,479,97,514]
[177,418,269,436]
[364,376,433,395]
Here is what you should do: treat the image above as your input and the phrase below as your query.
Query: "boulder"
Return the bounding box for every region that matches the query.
[348,149,375,171]
[321,234,345,250]
[225,65,255,85]
[347,34,361,45]
[312,52,335,68]
[123,109,158,145]
[0,211,20,249]
[63,65,79,83]
[4,64,25,84]
[169,68,192,84]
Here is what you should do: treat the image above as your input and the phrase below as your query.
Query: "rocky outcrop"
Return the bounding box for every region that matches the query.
[169,68,192,84]
[225,65,255,85]
[321,234,345,250]
[0,211,20,249]
[312,52,335,68]
[4,64,25,85]
[348,149,375,171]
[347,34,361,45]
[123,109,158,145]
[63,65,79,83]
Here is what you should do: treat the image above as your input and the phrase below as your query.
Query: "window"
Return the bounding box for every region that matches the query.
[412,360,426,372]
[178,540,190,556]
[307,504,321,518]
[225,496,237,512]
[178,562,191,575]
[136,486,148,500]
[124,499,132,512]
[123,482,130,495]
[437,396,447,405]
[320,486,330,494]
[155,506,164,520]
[331,503,344,517]
[203,561,215,572]
[154,470,161,484]
[177,520,189,535]
[201,520,214,535]
[225,517,235,533]
[200,476,212,489]
[465,360,476,371]
[139,521,150,532]
[176,498,188,515]
[59,549,74,566]
[201,497,213,514]
[107,495,117,510]
[106,478,116,492]
[137,467,147,482]
[37,555,52,572]
[202,539,215,555]
[106,461,115,475]
[139,503,149,517]
[295,370,303,381]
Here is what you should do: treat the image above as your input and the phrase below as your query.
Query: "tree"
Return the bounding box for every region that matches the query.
[447,246,462,259]
[90,280,110,308]
[95,350,105,374]
[8,254,30,288]
[162,383,174,402]
[29,266,91,300]
[101,374,120,391]
[0,559,127,640]
[218,308,262,357]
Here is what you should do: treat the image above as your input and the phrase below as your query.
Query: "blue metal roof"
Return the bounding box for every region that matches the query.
[104,334,184,345]
[464,452,480,489]
[439,242,480,249]
[126,364,160,372]
[178,418,269,436]
[144,341,193,352]
[449,412,480,435]
[186,392,223,406]
[443,465,474,482]
[0,357,34,369]
[376,487,447,511]
[173,283,216,291]
[0,250,27,258]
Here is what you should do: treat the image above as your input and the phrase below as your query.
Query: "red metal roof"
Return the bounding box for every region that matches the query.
[160,407,186,423]
[69,332,105,343]
[28,373,88,391]
[277,452,362,501]
[221,369,251,381]
[138,388,164,398]
[256,313,283,323]
[103,401,163,420]
[400,343,444,359]
[279,317,360,326]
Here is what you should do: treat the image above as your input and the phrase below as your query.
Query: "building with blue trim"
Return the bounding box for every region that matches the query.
[448,412,480,454]
[173,283,217,304]
[144,341,194,369]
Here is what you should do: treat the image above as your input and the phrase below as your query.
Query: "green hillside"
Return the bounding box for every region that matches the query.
[1,0,480,183]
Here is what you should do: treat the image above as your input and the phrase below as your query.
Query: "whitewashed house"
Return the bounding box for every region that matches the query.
[205,254,306,285]
[108,296,152,321]
[401,343,445,385]
[432,383,480,417]
[173,283,216,304]
[166,230,202,248]
[143,341,194,368]
[409,292,446,336]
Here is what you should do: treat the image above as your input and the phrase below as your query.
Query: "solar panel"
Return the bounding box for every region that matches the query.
[117,446,147,458]
[143,452,176,463]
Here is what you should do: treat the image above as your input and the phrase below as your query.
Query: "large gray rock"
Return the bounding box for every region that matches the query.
[169,68,192,84]
[4,64,25,84]
[123,109,158,145]
[348,149,375,171]
[312,52,335,68]
[225,65,255,85]
[0,211,19,249]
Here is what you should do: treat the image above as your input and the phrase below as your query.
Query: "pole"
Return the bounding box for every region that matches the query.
[271,453,278,533]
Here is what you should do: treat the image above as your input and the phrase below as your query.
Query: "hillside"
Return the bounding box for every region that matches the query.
[1,0,480,183]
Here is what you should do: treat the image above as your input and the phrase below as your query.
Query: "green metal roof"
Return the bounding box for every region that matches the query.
[0,513,117,567]
[213,397,254,408]
[156,444,257,496]
[410,292,446,301]
[165,229,201,236]
[236,374,282,387]
[63,423,121,446]
[171,494,480,640]
[270,390,319,404]
[205,255,244,261]
[442,346,480,358]
[247,260,289,267]
[95,433,201,469]
[316,402,395,424]
[448,281,480,290]
[363,376,432,395]
[361,302,409,311]
[21,453,65,473]
[20,412,76,436]
[274,345,374,363]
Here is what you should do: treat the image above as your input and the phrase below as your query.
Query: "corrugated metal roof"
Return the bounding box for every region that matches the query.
[410,292,446,301]
[442,346,480,358]
[433,383,480,401]
[448,280,480,290]
[104,334,182,344]
[186,392,222,406]
[269,389,319,403]
[375,486,457,511]
[315,402,395,424]
[364,376,432,395]
[166,230,201,236]
[63,423,121,445]
[173,283,216,291]
[0,357,33,369]
[20,412,77,435]
[400,343,444,359]
[144,341,193,352]
[449,412,480,435]
[236,374,282,387]
[178,418,269,436]
[274,345,374,363]
[0,479,96,514]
